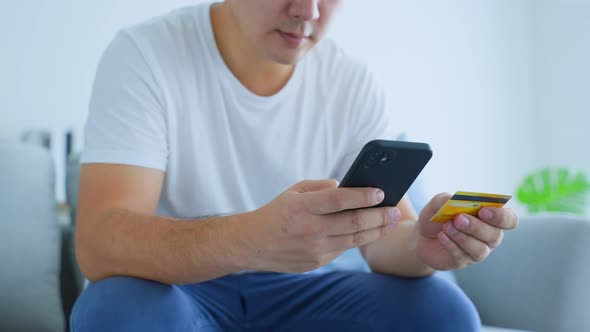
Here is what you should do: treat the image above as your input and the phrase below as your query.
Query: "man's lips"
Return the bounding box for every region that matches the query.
[278,30,310,47]
[280,31,307,39]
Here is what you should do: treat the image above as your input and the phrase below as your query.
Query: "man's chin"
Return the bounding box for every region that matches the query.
[267,49,309,66]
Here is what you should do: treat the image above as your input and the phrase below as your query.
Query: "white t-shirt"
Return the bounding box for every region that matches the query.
[82,2,396,219]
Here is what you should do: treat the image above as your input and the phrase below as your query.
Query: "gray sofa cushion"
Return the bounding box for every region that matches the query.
[455,214,590,332]
[0,143,64,332]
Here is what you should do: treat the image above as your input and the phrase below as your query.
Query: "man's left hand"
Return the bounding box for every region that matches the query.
[415,193,519,271]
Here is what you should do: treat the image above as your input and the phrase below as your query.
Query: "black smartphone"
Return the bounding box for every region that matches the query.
[339,140,432,207]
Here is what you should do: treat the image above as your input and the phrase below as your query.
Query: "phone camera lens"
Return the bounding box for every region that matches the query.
[365,151,384,168]
[368,151,383,161]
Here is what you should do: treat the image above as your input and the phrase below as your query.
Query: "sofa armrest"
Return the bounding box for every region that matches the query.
[454,214,590,332]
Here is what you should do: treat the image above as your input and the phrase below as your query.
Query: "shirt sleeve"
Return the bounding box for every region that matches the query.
[81,30,168,171]
[332,66,397,182]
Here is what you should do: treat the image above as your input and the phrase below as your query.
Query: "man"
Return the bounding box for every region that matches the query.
[71,0,518,331]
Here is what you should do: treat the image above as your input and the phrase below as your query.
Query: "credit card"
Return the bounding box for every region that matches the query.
[430,191,512,223]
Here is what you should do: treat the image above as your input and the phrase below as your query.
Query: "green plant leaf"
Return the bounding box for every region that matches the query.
[517,168,589,215]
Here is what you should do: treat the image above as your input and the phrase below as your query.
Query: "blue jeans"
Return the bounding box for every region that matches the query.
[71,271,480,331]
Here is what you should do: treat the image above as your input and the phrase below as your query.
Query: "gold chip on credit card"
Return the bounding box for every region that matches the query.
[430,191,512,223]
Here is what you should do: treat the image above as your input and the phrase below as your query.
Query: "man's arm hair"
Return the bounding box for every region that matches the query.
[75,164,250,284]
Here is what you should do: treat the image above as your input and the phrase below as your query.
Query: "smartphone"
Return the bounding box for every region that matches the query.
[339,140,432,207]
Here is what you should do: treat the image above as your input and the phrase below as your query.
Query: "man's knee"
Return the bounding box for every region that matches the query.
[70,277,195,332]
[369,273,480,331]
[414,275,480,331]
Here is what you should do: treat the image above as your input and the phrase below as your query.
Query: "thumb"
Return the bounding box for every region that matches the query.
[290,179,340,193]
[419,193,452,238]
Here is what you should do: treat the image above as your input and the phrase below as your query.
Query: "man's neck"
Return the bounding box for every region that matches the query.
[210,3,294,97]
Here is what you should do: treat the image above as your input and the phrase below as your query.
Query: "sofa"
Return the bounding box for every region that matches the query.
[2,142,589,331]
[0,143,83,332]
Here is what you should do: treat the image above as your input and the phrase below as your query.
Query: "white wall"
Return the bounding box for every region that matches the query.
[532,0,590,175]
[1,0,197,201]
[1,0,535,204]
[330,1,534,201]
[1,0,201,143]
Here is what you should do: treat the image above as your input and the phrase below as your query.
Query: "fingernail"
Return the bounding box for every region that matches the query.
[386,222,398,232]
[390,208,401,221]
[446,224,460,236]
[456,215,470,230]
[480,209,494,221]
[375,190,385,203]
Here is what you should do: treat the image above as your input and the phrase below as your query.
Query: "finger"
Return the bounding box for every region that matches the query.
[290,180,339,193]
[442,222,491,263]
[452,214,504,248]
[324,223,396,252]
[303,187,384,215]
[419,192,452,238]
[478,207,519,230]
[438,231,473,266]
[320,206,401,236]
[420,192,453,220]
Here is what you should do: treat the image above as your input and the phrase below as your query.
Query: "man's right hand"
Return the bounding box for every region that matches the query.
[241,180,401,273]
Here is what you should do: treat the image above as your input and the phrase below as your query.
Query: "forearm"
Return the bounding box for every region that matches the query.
[76,208,253,284]
[361,219,435,278]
